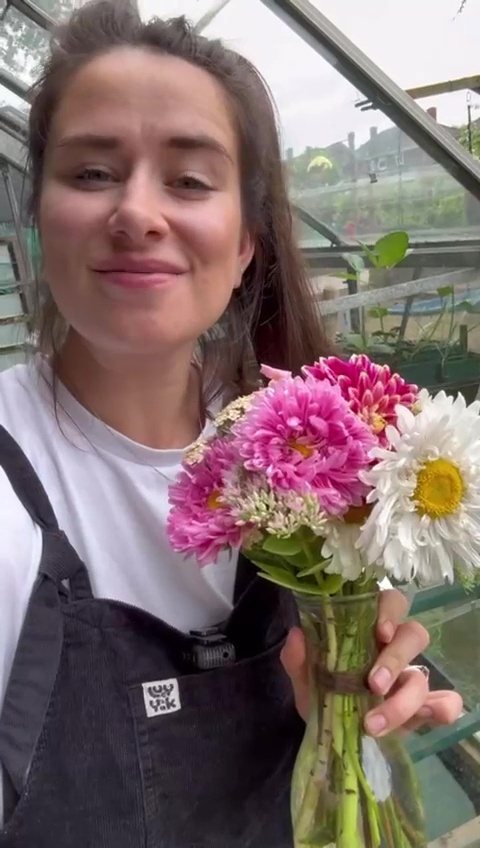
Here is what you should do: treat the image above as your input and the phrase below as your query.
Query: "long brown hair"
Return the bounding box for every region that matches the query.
[28,0,330,399]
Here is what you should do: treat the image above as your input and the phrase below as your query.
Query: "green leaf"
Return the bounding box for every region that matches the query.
[341,252,365,274]
[323,573,344,594]
[360,242,379,267]
[262,535,302,556]
[437,286,454,298]
[248,559,297,583]
[340,333,366,351]
[245,547,294,573]
[373,231,409,268]
[251,565,304,590]
[367,343,396,355]
[257,572,326,595]
[283,549,312,570]
[457,300,476,313]
[368,307,389,319]
[297,560,328,578]
[330,271,361,282]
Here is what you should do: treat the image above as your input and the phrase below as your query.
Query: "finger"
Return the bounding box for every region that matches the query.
[365,667,429,736]
[399,690,464,733]
[280,627,309,720]
[377,589,410,644]
[369,620,430,695]
[416,690,464,725]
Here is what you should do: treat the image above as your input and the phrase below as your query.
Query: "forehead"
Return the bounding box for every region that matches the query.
[49,48,237,152]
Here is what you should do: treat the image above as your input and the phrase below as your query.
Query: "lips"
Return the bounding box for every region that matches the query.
[91,256,188,290]
[92,257,187,275]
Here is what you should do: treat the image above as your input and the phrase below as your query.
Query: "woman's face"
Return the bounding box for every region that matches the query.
[40,48,254,357]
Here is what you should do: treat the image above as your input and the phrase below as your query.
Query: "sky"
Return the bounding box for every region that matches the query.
[2,0,480,159]
[137,0,480,155]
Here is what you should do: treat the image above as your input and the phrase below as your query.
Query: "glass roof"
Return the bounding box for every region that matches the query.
[1,0,480,245]
[311,0,480,131]
[34,0,88,17]
[193,0,480,242]
[0,4,50,88]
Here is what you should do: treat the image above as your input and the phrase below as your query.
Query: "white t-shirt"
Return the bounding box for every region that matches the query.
[0,359,238,718]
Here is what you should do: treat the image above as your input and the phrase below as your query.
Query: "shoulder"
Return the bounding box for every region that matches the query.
[0,361,40,429]
[0,465,42,705]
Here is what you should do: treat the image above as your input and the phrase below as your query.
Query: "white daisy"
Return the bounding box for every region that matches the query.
[358,391,480,585]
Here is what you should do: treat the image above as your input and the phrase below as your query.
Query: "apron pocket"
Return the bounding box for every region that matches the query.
[128,638,301,848]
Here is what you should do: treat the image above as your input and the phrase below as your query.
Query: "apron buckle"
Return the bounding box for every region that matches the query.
[186,626,236,670]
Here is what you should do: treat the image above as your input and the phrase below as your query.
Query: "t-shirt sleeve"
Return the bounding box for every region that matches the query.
[0,468,42,709]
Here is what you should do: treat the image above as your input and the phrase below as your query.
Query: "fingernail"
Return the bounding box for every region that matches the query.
[380,620,394,642]
[417,707,433,719]
[371,666,392,693]
[365,713,387,735]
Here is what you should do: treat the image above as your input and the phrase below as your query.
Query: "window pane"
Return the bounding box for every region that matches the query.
[32,0,89,19]
[203,0,480,242]
[1,7,50,88]
[312,0,480,134]
[139,0,218,23]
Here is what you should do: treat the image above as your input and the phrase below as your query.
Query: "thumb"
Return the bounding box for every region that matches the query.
[280,627,309,721]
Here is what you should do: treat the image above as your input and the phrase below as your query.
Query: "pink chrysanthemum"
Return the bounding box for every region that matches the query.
[167,437,246,565]
[304,355,418,444]
[232,375,375,515]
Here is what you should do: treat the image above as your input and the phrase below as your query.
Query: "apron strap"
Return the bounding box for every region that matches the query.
[0,427,94,798]
[0,424,92,594]
[0,425,59,533]
[0,576,64,798]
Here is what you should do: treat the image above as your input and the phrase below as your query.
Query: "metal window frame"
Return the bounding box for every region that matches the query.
[262,0,480,201]
[0,67,29,104]
[6,0,55,30]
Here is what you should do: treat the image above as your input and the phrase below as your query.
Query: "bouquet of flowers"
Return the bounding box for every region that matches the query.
[167,354,480,848]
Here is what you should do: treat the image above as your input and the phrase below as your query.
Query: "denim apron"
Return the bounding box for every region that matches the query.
[0,426,303,847]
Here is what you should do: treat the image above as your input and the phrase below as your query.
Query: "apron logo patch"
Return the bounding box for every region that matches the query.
[142,678,181,717]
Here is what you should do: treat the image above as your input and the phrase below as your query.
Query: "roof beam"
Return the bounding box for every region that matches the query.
[7,0,55,31]
[0,67,29,102]
[264,0,480,201]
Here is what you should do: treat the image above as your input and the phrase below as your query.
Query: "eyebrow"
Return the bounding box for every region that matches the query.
[55,132,233,162]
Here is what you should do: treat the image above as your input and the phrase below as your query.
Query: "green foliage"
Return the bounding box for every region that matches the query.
[287,147,341,189]
[458,124,480,160]
[371,231,409,268]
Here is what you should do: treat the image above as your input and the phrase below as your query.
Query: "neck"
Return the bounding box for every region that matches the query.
[54,333,202,449]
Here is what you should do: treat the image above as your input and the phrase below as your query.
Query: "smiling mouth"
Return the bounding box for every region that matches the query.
[93,268,185,289]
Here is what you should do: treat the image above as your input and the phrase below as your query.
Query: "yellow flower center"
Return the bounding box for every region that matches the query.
[370,412,386,434]
[207,491,224,510]
[288,439,314,458]
[414,457,464,519]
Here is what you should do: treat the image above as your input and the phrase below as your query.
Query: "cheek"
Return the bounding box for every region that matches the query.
[186,200,244,286]
[39,185,103,268]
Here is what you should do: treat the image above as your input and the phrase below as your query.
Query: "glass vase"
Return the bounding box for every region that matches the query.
[291,591,427,848]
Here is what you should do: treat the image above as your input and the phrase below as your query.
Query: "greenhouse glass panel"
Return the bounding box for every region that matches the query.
[32,0,90,19]
[0,6,50,88]
[312,0,480,143]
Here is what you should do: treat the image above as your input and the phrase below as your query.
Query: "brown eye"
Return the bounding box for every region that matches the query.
[76,168,115,184]
[173,174,212,191]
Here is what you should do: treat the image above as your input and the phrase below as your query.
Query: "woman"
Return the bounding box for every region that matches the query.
[0,2,462,846]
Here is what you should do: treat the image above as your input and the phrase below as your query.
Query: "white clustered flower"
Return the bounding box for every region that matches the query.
[358,390,480,586]
[184,436,209,466]
[214,394,255,433]
[225,479,327,538]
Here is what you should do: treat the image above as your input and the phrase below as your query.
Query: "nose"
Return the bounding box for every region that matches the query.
[108,170,170,245]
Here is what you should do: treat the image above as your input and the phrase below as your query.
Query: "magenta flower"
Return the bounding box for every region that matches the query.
[260,364,292,382]
[304,355,418,444]
[167,437,246,565]
[232,375,375,515]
